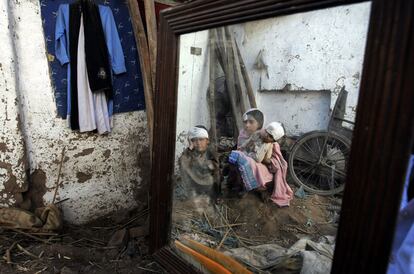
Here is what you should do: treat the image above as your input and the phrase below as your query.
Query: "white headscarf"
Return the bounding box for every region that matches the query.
[188,127,209,140]
[187,127,209,149]
[242,108,260,121]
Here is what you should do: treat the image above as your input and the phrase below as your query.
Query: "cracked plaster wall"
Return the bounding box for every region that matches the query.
[0,0,28,208]
[0,0,150,224]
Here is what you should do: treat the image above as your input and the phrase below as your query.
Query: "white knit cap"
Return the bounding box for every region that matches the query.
[188,127,209,140]
[265,122,285,141]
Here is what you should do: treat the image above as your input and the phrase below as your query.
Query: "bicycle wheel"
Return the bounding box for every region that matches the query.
[288,130,351,195]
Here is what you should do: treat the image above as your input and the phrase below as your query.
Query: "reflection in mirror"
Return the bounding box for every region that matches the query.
[172,2,370,273]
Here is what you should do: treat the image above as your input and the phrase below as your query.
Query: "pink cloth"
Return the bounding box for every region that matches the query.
[267,143,293,206]
[235,129,293,206]
[244,157,273,188]
[243,142,293,206]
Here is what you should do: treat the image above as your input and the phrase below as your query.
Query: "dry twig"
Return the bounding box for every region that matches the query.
[216,229,230,250]
[17,244,39,259]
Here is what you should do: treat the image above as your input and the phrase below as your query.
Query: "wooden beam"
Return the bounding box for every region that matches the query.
[127,0,154,151]
[208,30,217,145]
[144,0,158,98]
[225,26,248,114]
[215,27,242,132]
[235,39,257,108]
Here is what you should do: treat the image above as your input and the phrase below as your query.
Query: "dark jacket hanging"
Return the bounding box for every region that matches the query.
[69,1,113,130]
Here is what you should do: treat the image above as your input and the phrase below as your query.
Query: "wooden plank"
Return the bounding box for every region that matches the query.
[127,0,154,151]
[235,40,257,108]
[216,27,243,132]
[170,1,368,34]
[149,13,179,253]
[213,29,226,69]
[225,26,248,113]
[144,0,158,98]
[166,0,367,23]
[208,30,217,145]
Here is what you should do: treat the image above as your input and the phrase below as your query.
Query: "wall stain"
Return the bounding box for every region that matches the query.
[76,172,92,183]
[0,142,9,153]
[0,161,18,195]
[73,148,94,158]
[103,149,111,159]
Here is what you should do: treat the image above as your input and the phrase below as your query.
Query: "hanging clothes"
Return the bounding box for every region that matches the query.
[55,2,126,133]
[77,15,112,133]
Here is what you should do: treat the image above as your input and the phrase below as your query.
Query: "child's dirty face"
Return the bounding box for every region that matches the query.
[262,132,275,143]
[243,118,260,134]
[192,138,209,152]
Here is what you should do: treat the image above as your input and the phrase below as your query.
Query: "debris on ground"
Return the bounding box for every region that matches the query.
[0,206,166,274]
[294,186,306,199]
[224,238,334,274]
[0,205,62,231]
[171,186,341,273]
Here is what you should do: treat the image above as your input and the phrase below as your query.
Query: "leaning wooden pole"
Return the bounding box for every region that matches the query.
[225,27,247,114]
[208,30,217,147]
[235,40,257,108]
[144,0,157,98]
[127,0,154,152]
[216,27,242,132]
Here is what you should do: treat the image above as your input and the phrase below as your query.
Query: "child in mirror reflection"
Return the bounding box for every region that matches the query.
[228,120,293,206]
[237,108,264,148]
[179,126,221,202]
[238,122,284,167]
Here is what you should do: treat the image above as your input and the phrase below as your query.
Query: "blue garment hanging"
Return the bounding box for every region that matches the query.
[55,4,126,122]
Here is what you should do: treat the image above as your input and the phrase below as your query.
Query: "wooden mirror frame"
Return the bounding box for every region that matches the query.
[149,0,414,273]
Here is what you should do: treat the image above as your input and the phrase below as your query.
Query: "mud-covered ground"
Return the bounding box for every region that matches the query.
[0,207,166,274]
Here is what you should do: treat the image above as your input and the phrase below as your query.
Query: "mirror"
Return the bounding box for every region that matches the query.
[168,2,372,273]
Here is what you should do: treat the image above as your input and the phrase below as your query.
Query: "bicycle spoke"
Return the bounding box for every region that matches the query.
[330,157,346,162]
[333,168,346,178]
[328,145,350,158]
[295,164,316,175]
[316,137,322,153]
[314,173,325,189]
[330,137,338,149]
[293,155,317,165]
[302,168,317,185]
[302,141,319,159]
[329,167,336,190]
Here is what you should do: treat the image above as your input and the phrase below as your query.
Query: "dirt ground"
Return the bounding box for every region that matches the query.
[0,207,167,274]
[170,136,342,272]
[172,187,341,251]
[0,136,342,273]
[0,188,340,274]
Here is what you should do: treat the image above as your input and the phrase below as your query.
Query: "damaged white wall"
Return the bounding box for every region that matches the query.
[0,0,150,224]
[175,2,371,160]
[0,1,28,207]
